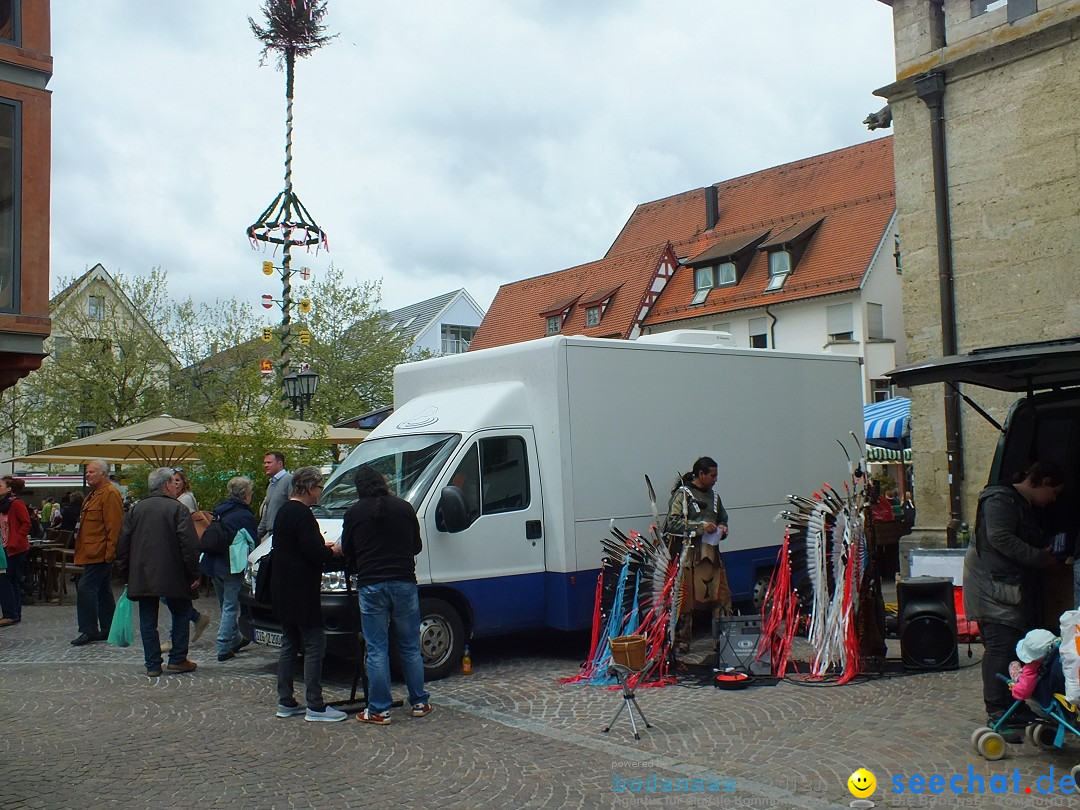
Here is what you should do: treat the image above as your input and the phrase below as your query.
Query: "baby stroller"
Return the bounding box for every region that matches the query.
[971,645,1080,779]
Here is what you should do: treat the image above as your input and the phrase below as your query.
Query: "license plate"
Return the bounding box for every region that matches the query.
[254,629,283,647]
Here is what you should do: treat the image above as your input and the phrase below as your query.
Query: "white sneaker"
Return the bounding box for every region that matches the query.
[160,640,172,653]
[305,705,347,723]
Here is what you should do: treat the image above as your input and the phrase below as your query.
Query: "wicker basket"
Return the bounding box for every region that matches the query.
[610,634,648,671]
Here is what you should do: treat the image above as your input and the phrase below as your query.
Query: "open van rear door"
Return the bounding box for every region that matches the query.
[888,338,1080,393]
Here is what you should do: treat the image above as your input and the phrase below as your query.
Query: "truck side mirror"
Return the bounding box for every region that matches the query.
[437,486,469,533]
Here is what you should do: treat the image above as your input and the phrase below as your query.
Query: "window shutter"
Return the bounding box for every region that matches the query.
[867,303,884,340]
[826,303,853,337]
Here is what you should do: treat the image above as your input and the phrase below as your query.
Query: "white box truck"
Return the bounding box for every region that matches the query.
[241,332,863,679]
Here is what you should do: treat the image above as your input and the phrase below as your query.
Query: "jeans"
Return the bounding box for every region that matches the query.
[277,623,327,710]
[76,562,115,637]
[213,573,244,656]
[981,622,1025,717]
[137,596,193,671]
[0,550,26,620]
[359,580,430,713]
[161,597,201,623]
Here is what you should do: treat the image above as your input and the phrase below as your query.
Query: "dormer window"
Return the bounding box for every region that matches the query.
[686,231,769,305]
[716,261,736,285]
[540,293,582,336]
[690,261,738,306]
[758,216,823,293]
[578,284,621,328]
[765,250,791,292]
[692,267,713,305]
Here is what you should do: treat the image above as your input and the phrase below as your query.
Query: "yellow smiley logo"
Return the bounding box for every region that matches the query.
[847,768,876,798]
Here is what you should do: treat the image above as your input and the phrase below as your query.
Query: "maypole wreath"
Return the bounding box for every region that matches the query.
[247,0,334,405]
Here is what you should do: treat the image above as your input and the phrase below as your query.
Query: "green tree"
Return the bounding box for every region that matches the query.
[189,405,330,514]
[290,265,413,426]
[167,296,272,423]
[23,268,176,441]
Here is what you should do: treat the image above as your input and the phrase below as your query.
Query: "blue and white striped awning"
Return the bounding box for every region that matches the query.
[864,397,910,447]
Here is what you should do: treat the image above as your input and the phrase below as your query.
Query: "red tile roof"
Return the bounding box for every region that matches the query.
[609,137,894,258]
[472,137,895,348]
[470,242,675,351]
[626,138,896,326]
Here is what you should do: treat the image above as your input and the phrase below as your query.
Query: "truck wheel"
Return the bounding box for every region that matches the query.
[419,597,465,681]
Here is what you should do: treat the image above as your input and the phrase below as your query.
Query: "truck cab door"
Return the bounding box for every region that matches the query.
[424,429,545,632]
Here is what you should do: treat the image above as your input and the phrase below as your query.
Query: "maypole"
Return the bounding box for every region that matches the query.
[247,0,333,406]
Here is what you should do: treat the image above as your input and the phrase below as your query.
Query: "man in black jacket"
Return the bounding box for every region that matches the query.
[115,467,200,677]
[342,465,431,725]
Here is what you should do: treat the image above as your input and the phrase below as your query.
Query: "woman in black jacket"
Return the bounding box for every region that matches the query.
[270,466,346,723]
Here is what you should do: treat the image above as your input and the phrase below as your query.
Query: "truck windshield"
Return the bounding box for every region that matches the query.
[315,433,460,516]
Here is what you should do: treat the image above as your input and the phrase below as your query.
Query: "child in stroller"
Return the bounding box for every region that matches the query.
[972,626,1080,777]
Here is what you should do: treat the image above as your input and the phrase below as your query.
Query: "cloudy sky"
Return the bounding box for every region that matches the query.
[50,1,896,318]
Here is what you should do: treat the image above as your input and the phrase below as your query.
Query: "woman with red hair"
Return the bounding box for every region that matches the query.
[0,476,31,626]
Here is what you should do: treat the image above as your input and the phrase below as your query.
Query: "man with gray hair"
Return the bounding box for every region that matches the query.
[201,476,259,662]
[71,458,124,646]
[115,467,200,676]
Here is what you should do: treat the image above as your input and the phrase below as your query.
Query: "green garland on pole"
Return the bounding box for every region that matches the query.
[246,1,334,409]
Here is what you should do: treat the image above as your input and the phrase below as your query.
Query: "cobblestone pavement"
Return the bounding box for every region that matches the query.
[3,594,1080,809]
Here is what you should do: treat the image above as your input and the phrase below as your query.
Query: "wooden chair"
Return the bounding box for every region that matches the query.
[47,530,82,605]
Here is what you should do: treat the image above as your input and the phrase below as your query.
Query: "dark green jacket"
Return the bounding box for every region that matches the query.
[963,484,1050,629]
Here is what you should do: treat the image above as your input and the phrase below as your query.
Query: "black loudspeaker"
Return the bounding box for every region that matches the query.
[897,576,959,671]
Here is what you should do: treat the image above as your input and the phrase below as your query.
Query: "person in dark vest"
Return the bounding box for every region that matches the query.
[270,466,346,722]
[665,456,731,655]
[963,460,1064,739]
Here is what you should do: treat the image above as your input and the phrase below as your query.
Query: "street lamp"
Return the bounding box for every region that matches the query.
[283,369,319,420]
[75,421,97,492]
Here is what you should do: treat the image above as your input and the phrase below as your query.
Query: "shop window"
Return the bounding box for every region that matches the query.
[0,99,18,314]
[0,1,20,45]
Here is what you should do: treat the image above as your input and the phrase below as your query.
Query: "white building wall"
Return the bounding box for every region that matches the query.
[412,293,487,355]
[643,218,904,405]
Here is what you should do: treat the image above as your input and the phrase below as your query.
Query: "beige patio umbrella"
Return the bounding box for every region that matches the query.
[3,416,202,467]
[4,415,368,468]
[123,417,369,445]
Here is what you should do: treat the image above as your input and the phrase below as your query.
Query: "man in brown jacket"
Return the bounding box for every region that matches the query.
[71,459,124,646]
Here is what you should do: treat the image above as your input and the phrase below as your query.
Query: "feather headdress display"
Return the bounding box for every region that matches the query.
[564,476,681,688]
[757,436,872,683]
